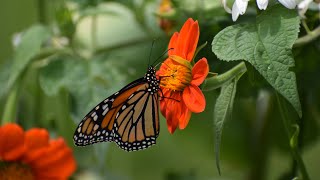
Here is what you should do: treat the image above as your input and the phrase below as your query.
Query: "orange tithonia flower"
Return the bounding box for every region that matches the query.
[157,18,209,133]
[0,123,76,180]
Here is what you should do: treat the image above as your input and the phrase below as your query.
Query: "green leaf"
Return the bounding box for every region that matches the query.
[39,57,91,96]
[7,25,50,92]
[39,56,127,119]
[212,5,302,117]
[214,79,238,175]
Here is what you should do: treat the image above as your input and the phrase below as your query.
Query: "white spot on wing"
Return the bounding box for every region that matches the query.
[94,124,99,131]
[102,104,108,110]
[102,107,109,116]
[91,112,97,117]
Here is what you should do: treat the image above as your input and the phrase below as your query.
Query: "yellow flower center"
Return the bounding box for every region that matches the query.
[160,58,192,91]
[0,162,34,180]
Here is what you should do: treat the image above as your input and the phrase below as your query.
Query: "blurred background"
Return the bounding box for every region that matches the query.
[0,0,319,179]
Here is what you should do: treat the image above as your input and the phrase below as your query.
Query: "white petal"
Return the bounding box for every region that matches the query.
[298,0,312,9]
[222,0,232,13]
[257,0,269,10]
[232,1,241,21]
[235,0,249,14]
[278,0,298,9]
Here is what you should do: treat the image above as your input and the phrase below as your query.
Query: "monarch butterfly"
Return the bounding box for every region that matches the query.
[73,66,160,151]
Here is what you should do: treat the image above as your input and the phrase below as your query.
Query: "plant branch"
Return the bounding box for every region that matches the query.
[202,61,247,91]
[294,25,320,48]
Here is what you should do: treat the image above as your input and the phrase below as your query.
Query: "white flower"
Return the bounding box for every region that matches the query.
[222,0,249,21]
[232,0,248,21]
[278,0,299,9]
[221,0,304,22]
[257,0,269,10]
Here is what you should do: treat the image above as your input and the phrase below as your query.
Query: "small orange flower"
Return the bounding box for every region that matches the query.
[0,123,76,180]
[158,0,176,34]
[157,18,209,133]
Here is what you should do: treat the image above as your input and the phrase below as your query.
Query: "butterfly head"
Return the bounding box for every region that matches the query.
[144,66,159,94]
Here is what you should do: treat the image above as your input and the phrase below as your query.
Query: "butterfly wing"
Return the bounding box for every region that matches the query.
[73,78,145,146]
[74,66,160,151]
[113,83,160,151]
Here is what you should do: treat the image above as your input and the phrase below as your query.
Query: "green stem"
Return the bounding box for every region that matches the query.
[2,83,19,125]
[202,61,247,91]
[301,20,311,34]
[294,25,320,48]
[275,93,310,180]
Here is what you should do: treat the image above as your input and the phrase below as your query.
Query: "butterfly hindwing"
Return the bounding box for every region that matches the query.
[113,83,160,151]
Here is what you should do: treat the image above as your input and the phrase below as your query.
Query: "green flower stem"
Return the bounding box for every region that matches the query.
[1,83,19,125]
[276,93,310,180]
[202,61,247,91]
[294,25,320,48]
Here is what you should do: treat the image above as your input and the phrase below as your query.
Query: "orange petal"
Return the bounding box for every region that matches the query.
[160,88,170,116]
[175,18,199,61]
[0,123,25,161]
[25,128,49,151]
[162,91,182,134]
[166,110,179,134]
[184,20,199,61]
[168,32,179,56]
[191,58,209,86]
[182,85,206,113]
[178,103,192,130]
[29,138,76,179]
[175,19,192,58]
[23,128,50,163]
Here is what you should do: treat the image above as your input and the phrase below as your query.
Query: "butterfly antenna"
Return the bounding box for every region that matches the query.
[148,40,156,68]
[151,48,174,66]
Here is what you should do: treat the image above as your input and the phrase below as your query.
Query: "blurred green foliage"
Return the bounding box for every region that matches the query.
[0,0,319,180]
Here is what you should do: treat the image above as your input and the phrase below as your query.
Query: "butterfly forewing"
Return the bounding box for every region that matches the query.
[73,94,116,146]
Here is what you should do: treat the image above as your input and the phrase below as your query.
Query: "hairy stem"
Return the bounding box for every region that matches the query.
[202,61,247,91]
